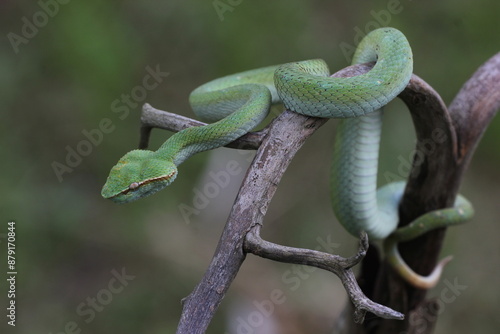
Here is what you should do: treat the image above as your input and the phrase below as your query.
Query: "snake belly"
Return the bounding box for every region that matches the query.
[329,29,413,240]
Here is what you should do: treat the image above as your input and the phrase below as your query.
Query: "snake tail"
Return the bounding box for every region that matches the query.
[383,194,474,288]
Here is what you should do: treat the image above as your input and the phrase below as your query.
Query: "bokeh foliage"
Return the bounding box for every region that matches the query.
[1,0,499,333]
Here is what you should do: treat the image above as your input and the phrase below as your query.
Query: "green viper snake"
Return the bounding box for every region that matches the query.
[101,28,473,289]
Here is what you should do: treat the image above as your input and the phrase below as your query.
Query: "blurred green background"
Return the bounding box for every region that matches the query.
[1,0,499,333]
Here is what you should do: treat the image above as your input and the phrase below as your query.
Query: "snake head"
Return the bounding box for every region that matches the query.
[101,149,178,204]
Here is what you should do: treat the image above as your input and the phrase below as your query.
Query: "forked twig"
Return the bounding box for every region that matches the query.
[244,226,404,323]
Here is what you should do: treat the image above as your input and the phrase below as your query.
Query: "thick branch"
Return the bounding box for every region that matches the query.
[449,52,500,163]
[175,110,328,334]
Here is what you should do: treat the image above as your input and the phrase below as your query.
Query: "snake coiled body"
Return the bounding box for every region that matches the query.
[102,28,473,288]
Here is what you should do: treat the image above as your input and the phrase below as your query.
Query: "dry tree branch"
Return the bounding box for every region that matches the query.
[138,53,500,334]
[244,226,403,323]
[139,103,267,150]
[173,108,328,334]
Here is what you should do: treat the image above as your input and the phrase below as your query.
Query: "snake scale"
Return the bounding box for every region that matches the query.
[102,28,473,288]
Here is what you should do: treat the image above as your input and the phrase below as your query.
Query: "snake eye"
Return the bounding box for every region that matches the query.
[129,182,140,191]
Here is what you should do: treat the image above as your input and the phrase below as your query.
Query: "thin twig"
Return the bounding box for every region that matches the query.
[244,226,404,322]
[139,103,267,150]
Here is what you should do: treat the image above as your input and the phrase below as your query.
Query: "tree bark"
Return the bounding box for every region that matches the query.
[175,109,328,334]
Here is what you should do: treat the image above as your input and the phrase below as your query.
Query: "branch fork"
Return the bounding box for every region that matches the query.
[244,225,404,323]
